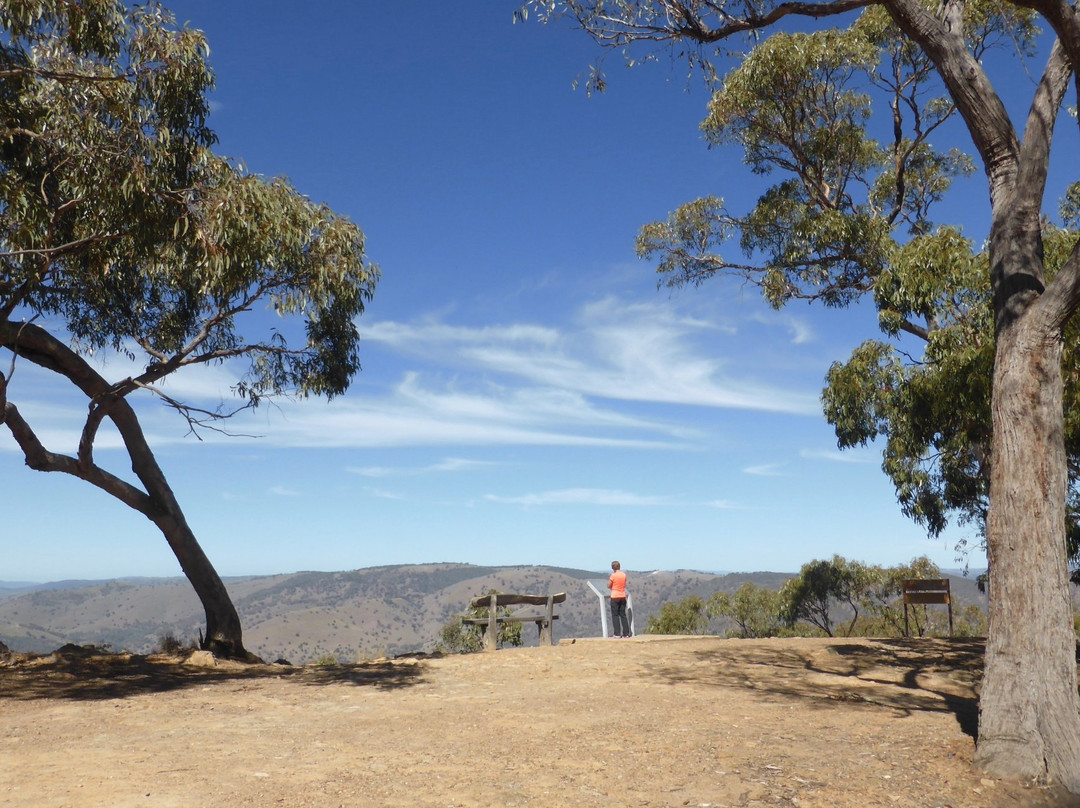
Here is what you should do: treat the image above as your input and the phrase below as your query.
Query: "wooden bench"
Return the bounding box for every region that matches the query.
[460,592,566,650]
[902,578,953,637]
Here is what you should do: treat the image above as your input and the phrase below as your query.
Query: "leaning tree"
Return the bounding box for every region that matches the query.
[0,1,377,658]
[523,0,1080,791]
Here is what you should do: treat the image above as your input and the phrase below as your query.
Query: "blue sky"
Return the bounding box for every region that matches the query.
[10,1,1068,582]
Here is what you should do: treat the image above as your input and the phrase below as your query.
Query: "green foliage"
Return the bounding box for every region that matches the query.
[776,555,977,638]
[955,604,989,638]
[645,595,708,635]
[636,196,734,289]
[634,14,968,308]
[779,555,877,637]
[1,0,378,413]
[437,617,484,655]
[707,582,784,638]
[823,226,1080,578]
[859,556,942,637]
[1063,182,1080,230]
[821,227,994,542]
[621,2,1080,578]
[652,556,973,640]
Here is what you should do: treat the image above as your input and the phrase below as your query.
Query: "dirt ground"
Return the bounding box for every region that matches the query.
[2,636,1079,808]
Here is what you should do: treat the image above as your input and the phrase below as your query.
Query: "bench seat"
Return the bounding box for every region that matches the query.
[460,614,560,625]
[461,592,566,650]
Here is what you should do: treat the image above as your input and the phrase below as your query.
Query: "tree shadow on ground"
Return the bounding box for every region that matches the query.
[643,637,983,740]
[0,646,428,702]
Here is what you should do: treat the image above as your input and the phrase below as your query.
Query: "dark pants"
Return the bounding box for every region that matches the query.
[611,597,630,637]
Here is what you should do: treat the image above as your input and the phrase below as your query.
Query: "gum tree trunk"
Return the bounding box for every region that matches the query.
[110,402,250,659]
[975,212,1080,790]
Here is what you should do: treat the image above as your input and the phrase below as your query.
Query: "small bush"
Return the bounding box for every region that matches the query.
[436,618,482,654]
[154,633,191,655]
[646,595,708,635]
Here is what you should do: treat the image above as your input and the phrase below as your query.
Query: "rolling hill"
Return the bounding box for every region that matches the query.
[0,563,989,664]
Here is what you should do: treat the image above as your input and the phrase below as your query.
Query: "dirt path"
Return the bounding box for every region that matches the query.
[2,636,1078,807]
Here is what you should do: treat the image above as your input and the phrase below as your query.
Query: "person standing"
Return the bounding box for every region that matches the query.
[608,561,631,638]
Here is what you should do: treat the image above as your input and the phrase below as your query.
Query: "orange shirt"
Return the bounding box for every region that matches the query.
[609,570,627,599]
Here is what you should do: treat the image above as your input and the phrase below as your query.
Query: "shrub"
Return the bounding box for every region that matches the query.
[646,595,708,635]
[708,583,785,638]
[154,633,191,655]
[436,618,483,654]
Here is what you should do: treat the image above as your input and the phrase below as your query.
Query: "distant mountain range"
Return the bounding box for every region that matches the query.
[0,564,990,664]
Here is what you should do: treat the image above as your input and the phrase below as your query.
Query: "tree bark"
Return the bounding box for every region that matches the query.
[978,235,1080,790]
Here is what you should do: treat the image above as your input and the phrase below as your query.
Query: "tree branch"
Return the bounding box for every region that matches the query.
[2,398,156,514]
[882,0,1019,201]
[1039,237,1080,332]
[1014,40,1071,225]
[0,232,117,260]
[1008,0,1080,76]
[569,0,877,43]
[0,319,111,398]
[896,318,931,340]
[135,380,263,439]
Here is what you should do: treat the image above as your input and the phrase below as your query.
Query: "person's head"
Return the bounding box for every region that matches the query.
[611,561,620,571]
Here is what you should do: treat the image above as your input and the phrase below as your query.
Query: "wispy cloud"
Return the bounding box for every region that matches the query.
[750,312,815,345]
[799,448,878,464]
[743,463,788,477]
[484,488,672,506]
[363,487,406,500]
[5,359,691,454]
[238,384,693,450]
[705,498,742,509]
[363,296,821,416]
[4,296,820,455]
[347,457,498,477]
[82,349,243,402]
[269,485,301,497]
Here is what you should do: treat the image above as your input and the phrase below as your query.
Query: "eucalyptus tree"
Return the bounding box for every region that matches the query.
[644,594,709,634]
[706,581,785,637]
[823,222,1080,582]
[522,0,1080,790]
[779,555,874,637]
[1,1,377,658]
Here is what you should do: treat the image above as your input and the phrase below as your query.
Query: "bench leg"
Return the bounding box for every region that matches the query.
[541,594,555,646]
[483,601,498,651]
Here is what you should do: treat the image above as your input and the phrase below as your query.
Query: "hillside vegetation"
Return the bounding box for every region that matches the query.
[0,563,990,664]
